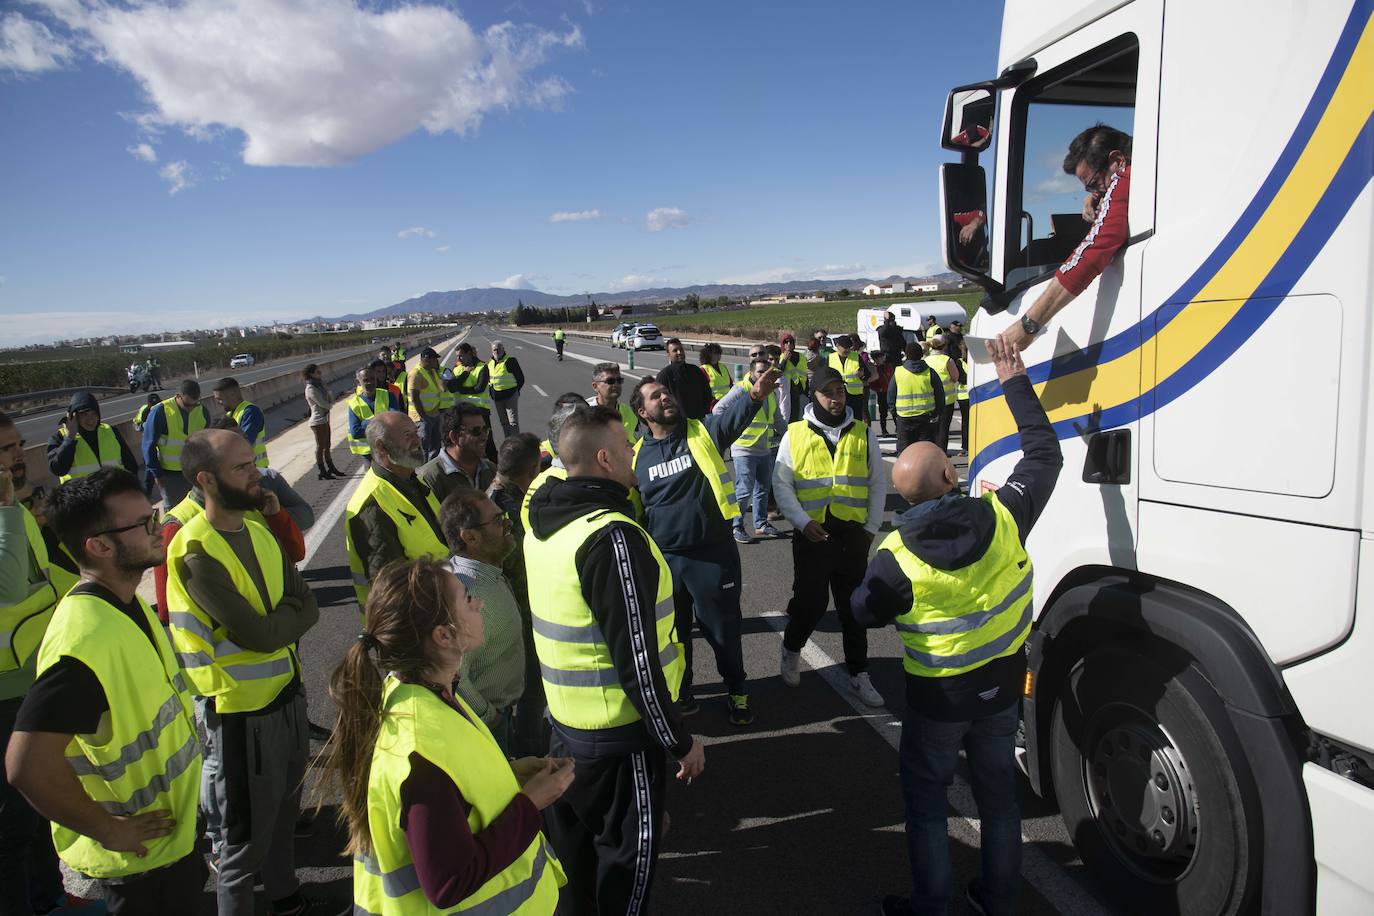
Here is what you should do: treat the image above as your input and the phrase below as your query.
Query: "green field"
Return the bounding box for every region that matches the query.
[611,293,980,340]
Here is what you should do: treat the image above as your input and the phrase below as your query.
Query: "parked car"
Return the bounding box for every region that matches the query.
[610,322,638,348]
[626,324,664,351]
[230,353,256,368]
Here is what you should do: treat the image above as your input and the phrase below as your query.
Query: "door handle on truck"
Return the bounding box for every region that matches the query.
[1082,429,1131,485]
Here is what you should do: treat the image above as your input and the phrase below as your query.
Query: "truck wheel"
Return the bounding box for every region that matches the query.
[1050,649,1260,915]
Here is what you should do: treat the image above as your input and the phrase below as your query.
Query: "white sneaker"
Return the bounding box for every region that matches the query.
[780,644,801,687]
[851,672,885,707]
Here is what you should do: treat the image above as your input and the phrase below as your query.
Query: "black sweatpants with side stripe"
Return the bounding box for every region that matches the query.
[545,736,670,916]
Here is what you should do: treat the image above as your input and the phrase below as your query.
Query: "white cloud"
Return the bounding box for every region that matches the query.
[159,160,194,194]
[35,0,583,167]
[435,244,450,252]
[1031,172,1080,201]
[0,12,73,73]
[397,226,437,239]
[720,262,867,285]
[645,207,689,232]
[548,208,602,223]
[127,142,157,162]
[606,273,666,291]
[490,274,535,289]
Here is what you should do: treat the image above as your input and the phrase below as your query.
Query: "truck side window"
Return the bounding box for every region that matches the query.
[1004,37,1138,291]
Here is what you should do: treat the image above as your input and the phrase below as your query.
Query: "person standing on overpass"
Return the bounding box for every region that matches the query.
[487,340,525,438]
[553,327,566,360]
[855,340,1062,916]
[630,366,780,725]
[211,377,269,469]
[141,379,210,509]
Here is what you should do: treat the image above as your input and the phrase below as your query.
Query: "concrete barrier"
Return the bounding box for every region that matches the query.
[19,331,447,493]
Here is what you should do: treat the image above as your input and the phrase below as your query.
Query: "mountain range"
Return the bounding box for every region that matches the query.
[308,274,961,322]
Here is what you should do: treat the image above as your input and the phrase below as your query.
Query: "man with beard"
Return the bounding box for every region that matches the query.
[344,411,448,611]
[164,430,319,916]
[630,366,780,725]
[8,468,204,914]
[655,338,711,420]
[0,411,64,915]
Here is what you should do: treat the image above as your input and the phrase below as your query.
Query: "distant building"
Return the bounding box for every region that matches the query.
[863,281,911,296]
[911,283,940,293]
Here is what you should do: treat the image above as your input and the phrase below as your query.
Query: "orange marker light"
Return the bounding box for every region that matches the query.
[1023,670,1035,698]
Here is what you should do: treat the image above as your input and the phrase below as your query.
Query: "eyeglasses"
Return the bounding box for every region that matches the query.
[94,509,160,537]
[18,486,45,510]
[459,426,490,437]
[595,376,624,385]
[468,512,511,530]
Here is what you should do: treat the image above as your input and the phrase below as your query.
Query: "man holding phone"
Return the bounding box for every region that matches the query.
[772,367,888,707]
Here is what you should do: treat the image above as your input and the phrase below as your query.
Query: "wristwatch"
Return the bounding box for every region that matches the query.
[1020,314,1042,336]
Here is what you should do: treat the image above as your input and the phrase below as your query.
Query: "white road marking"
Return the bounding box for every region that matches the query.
[532,384,548,397]
[509,333,644,380]
[758,610,1108,915]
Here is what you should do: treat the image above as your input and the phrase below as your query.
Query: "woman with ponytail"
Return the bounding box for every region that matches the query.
[317,557,573,915]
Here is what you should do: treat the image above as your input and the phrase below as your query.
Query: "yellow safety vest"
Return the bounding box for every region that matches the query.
[165,514,296,714]
[0,506,58,682]
[828,352,866,396]
[164,494,267,531]
[880,493,1033,677]
[520,465,566,536]
[347,388,393,456]
[392,368,408,406]
[488,356,517,393]
[345,469,447,610]
[133,404,152,430]
[355,678,565,915]
[788,419,870,524]
[702,363,732,401]
[925,353,958,406]
[616,401,640,443]
[452,365,494,412]
[632,419,739,521]
[893,365,937,418]
[227,401,269,468]
[732,379,776,449]
[782,353,807,389]
[59,424,123,483]
[36,591,201,878]
[526,510,682,730]
[155,398,207,471]
[956,357,970,401]
[553,329,566,342]
[409,367,447,420]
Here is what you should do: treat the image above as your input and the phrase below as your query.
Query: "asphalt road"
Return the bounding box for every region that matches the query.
[174,325,1117,914]
[12,338,419,442]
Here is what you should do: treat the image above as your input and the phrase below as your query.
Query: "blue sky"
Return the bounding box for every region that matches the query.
[1,1,1005,344]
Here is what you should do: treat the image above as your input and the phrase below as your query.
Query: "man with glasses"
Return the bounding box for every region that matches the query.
[587,362,639,443]
[418,404,496,504]
[8,468,203,915]
[164,429,319,916]
[0,411,64,915]
[439,487,526,754]
[999,124,1133,352]
[345,411,448,610]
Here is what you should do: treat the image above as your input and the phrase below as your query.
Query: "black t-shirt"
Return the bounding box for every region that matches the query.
[15,583,158,736]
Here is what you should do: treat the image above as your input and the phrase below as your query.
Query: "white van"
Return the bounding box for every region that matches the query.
[938,1,1374,912]
[855,301,967,352]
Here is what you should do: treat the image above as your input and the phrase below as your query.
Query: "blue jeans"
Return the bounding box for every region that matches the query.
[732,452,774,533]
[899,700,1021,915]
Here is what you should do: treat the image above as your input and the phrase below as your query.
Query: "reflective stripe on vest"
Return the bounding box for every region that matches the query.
[409,367,446,419]
[783,353,807,388]
[37,591,201,878]
[893,366,937,418]
[732,379,776,449]
[347,389,392,455]
[956,358,970,400]
[452,365,494,411]
[881,493,1033,678]
[344,469,447,611]
[0,506,57,678]
[553,329,566,341]
[488,356,517,393]
[632,419,739,521]
[354,678,565,915]
[788,419,870,524]
[526,510,683,731]
[828,352,865,395]
[520,466,566,535]
[165,514,296,713]
[156,398,207,471]
[59,424,123,483]
[702,363,731,401]
[227,401,269,468]
[925,353,958,404]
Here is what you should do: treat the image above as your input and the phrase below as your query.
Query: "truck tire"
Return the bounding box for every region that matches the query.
[1050,649,1261,915]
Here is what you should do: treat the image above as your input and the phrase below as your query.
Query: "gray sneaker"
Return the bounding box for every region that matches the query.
[756,524,784,539]
[733,529,753,544]
[780,643,801,687]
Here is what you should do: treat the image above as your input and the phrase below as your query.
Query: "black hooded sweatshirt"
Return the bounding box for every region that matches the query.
[46,391,138,479]
[852,373,1062,720]
[526,475,693,759]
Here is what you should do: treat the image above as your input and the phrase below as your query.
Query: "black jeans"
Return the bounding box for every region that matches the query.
[103,852,207,916]
[936,404,956,452]
[958,398,969,452]
[782,520,873,673]
[895,415,938,456]
[875,388,891,432]
[663,541,746,697]
[0,697,62,916]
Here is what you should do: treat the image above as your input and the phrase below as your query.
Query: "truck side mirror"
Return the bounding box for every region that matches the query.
[943,87,995,152]
[940,162,1005,306]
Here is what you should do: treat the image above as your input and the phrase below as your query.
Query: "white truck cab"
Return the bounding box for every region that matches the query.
[938,1,1374,912]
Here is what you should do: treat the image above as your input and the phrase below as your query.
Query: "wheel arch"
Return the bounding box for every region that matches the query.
[1024,566,1315,914]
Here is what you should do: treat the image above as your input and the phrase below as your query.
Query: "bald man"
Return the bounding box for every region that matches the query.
[853,340,1062,916]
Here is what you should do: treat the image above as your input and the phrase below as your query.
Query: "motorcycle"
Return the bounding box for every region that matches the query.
[127,364,157,393]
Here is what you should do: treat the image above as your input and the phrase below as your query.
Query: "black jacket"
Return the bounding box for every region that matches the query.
[526,475,692,759]
[877,321,907,358]
[853,374,1062,719]
[46,391,138,478]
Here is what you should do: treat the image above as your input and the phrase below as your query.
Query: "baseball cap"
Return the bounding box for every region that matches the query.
[812,366,844,391]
